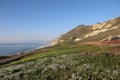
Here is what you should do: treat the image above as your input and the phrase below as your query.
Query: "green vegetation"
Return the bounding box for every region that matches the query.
[1,44,120,66]
[0,43,120,79]
[26,55,120,80]
[1,16,120,79]
[1,44,101,66]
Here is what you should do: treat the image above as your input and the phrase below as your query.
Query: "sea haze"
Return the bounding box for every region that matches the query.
[0,41,46,56]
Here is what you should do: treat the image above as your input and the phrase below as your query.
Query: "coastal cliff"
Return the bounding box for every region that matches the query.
[52,16,120,45]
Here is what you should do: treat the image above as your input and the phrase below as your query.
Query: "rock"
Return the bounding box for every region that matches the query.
[51,38,60,46]
[74,38,82,41]
[101,35,120,41]
[51,35,64,46]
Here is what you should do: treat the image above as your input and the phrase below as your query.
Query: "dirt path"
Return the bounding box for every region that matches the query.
[0,51,33,65]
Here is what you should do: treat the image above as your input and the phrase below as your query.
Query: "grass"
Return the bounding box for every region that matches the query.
[25,52,120,80]
[1,44,120,67]
[1,45,79,66]
[0,43,120,79]
[9,52,120,80]
[19,49,78,63]
[0,44,100,66]
[72,55,120,68]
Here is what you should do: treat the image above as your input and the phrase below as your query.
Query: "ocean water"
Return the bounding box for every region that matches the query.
[0,42,46,56]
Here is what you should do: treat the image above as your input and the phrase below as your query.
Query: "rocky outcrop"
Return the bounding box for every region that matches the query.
[51,36,64,46]
[51,38,60,46]
[101,35,120,41]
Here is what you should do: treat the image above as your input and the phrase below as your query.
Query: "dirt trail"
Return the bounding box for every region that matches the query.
[0,51,33,65]
[1,41,120,65]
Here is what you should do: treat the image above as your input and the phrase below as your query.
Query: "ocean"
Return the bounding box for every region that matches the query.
[0,42,46,56]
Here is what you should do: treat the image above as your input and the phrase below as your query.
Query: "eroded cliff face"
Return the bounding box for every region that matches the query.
[82,17,120,39]
[101,35,120,41]
[51,16,120,45]
[51,38,60,46]
[51,36,64,46]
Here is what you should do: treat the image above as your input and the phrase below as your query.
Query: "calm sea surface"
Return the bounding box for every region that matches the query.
[0,42,46,56]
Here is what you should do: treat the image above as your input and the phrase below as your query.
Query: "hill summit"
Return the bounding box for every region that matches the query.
[52,16,120,45]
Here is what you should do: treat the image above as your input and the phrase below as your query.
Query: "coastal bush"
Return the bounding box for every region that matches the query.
[0,51,120,80]
[1,44,115,67]
[1,44,120,79]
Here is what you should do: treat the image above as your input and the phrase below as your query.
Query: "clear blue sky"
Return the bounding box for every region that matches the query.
[0,0,120,42]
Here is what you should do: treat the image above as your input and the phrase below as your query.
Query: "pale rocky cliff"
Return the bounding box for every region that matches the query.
[51,16,120,45]
[51,36,64,46]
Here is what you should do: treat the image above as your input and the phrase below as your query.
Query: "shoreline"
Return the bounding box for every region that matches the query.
[0,43,51,65]
[0,42,50,57]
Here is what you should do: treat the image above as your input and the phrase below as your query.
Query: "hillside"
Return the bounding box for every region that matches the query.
[51,16,120,45]
[1,44,120,80]
[0,16,120,80]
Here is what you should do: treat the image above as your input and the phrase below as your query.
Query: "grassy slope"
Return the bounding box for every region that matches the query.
[0,43,120,79]
[1,43,120,67]
[60,25,92,40]
[0,44,97,66]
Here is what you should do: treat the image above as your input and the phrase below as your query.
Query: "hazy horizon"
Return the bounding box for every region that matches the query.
[0,0,120,42]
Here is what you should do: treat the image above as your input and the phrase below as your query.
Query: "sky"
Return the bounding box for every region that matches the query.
[0,0,120,42]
